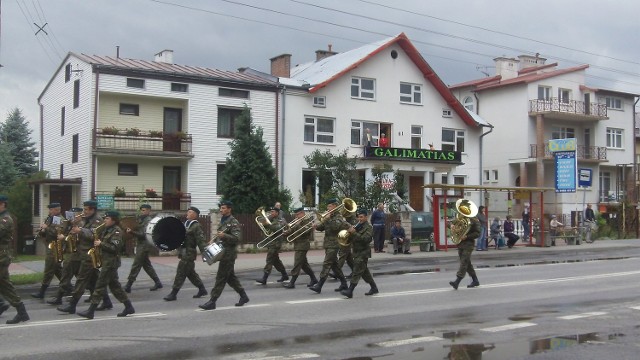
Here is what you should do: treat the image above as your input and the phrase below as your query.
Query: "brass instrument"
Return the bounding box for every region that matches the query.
[316,198,357,223]
[450,199,478,244]
[48,218,68,263]
[88,223,105,269]
[65,213,83,253]
[256,208,287,249]
[285,212,315,243]
[337,222,364,247]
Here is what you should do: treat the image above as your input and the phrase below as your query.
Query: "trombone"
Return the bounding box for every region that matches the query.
[285,212,315,243]
[316,198,357,223]
[255,207,286,249]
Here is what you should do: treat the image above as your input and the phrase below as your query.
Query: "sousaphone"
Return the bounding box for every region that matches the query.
[450,199,478,244]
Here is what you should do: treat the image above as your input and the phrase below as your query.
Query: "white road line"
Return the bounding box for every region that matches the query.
[0,312,166,330]
[481,322,537,332]
[286,298,343,305]
[558,311,607,320]
[195,304,270,312]
[254,354,321,359]
[630,306,640,311]
[376,336,443,347]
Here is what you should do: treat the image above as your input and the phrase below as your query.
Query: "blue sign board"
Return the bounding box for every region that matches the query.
[96,194,114,210]
[578,168,592,187]
[555,151,576,193]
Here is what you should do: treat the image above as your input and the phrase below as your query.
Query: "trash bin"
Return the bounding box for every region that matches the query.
[411,212,434,252]
[23,235,36,255]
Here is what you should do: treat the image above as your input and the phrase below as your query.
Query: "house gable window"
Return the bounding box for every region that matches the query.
[399,82,422,104]
[219,88,249,99]
[218,107,243,138]
[442,128,465,152]
[126,78,145,89]
[61,107,65,136]
[72,134,78,163]
[73,80,80,108]
[171,83,188,92]
[119,103,140,116]
[463,96,474,112]
[313,96,326,108]
[216,164,226,195]
[351,77,375,100]
[606,128,623,148]
[65,64,71,83]
[305,116,334,144]
[118,163,138,176]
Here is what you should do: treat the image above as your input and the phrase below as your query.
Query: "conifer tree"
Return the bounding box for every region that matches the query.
[219,105,291,214]
[0,108,38,177]
[0,143,18,192]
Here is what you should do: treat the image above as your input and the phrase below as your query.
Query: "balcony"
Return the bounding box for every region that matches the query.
[529,143,607,161]
[529,98,608,121]
[94,128,193,158]
[93,191,192,212]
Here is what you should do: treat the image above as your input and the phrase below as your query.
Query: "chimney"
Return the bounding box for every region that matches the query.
[316,44,338,61]
[517,54,546,70]
[493,56,519,80]
[154,49,174,64]
[270,53,291,78]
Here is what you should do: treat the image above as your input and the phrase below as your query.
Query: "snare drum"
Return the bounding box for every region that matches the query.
[202,243,225,265]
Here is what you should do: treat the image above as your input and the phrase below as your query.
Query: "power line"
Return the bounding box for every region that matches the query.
[16,0,56,65]
[34,0,66,56]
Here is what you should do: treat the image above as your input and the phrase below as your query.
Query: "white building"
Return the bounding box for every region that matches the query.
[450,55,639,217]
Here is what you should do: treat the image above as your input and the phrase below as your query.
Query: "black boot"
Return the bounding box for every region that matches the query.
[46,293,63,305]
[449,276,463,290]
[283,275,298,289]
[57,297,79,314]
[235,290,250,307]
[163,288,179,301]
[150,278,163,291]
[6,303,29,324]
[31,284,48,299]
[335,278,348,292]
[467,275,480,288]
[310,277,326,294]
[277,272,289,283]
[199,297,217,310]
[365,282,379,296]
[193,286,208,298]
[307,274,318,288]
[0,301,9,316]
[255,272,269,285]
[117,300,135,317]
[124,280,133,293]
[77,303,98,319]
[340,283,357,299]
[96,294,113,311]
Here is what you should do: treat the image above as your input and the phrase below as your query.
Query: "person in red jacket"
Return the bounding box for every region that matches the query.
[379,133,389,147]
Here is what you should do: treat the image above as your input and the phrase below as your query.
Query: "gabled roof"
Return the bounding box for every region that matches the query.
[282,33,481,128]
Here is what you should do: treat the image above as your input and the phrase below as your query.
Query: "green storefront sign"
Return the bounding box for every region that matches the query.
[365,147,461,163]
[96,194,114,210]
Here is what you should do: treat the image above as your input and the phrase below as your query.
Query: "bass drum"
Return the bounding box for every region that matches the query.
[146,214,186,251]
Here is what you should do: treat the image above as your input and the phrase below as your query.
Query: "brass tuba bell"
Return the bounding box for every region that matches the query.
[450,199,478,244]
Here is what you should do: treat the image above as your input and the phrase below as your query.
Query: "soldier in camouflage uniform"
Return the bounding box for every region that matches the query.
[255,207,289,285]
[336,212,357,279]
[164,206,208,301]
[199,200,249,310]
[340,209,378,298]
[0,194,30,324]
[78,211,135,319]
[47,207,83,305]
[283,207,317,289]
[449,199,481,290]
[58,200,107,314]
[31,202,64,299]
[309,198,350,294]
[124,204,162,293]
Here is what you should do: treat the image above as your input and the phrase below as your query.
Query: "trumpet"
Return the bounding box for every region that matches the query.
[88,223,105,269]
[316,198,357,223]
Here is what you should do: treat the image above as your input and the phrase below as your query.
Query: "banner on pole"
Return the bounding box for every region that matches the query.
[555,151,576,193]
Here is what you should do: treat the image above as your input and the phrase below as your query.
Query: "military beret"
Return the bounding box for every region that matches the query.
[218,200,233,207]
[139,204,152,210]
[356,209,368,216]
[0,194,8,202]
[83,200,98,208]
[188,206,200,215]
[104,210,120,219]
[71,207,83,212]
[293,207,305,213]
[48,202,61,209]
[268,206,278,212]
[325,198,339,205]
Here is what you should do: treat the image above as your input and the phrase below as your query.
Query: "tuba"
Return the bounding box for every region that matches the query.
[337,222,363,247]
[88,223,105,269]
[450,199,478,244]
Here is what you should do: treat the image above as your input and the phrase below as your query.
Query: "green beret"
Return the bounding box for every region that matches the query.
[325,198,339,205]
[0,194,8,202]
[139,204,152,210]
[268,206,278,212]
[188,206,200,215]
[218,200,233,207]
[83,200,98,208]
[71,207,83,212]
[356,209,368,216]
[293,207,305,213]
[48,202,61,209]
[104,210,120,219]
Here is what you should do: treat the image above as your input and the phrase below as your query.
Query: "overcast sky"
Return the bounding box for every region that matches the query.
[1,0,639,141]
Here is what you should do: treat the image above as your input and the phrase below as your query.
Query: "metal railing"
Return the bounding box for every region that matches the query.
[94,129,192,154]
[529,143,607,160]
[92,191,192,211]
[529,98,607,118]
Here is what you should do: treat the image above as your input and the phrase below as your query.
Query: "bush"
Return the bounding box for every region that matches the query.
[114,186,126,197]
[125,128,141,136]
[149,130,163,138]
[102,126,119,135]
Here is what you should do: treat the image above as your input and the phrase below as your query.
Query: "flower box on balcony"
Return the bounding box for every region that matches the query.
[145,189,158,198]
[149,130,163,138]
[114,187,126,197]
[125,128,142,136]
[102,126,120,136]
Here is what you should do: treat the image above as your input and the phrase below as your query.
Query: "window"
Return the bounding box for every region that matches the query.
[453,175,465,185]
[538,86,551,100]
[351,121,379,146]
[33,185,40,216]
[492,170,499,181]
[604,96,623,110]
[441,129,465,152]
[72,134,78,163]
[411,126,422,149]
[219,88,249,99]
[65,64,71,83]
[558,88,571,103]
[301,170,317,207]
[216,164,226,195]
[399,82,422,104]
[61,107,65,136]
[606,128,623,148]
[442,109,452,118]
[304,116,335,144]
[171,83,188,92]
[463,96,474,112]
[599,171,611,202]
[218,107,243,138]
[60,164,63,179]
[484,170,490,182]
[351,77,375,100]
[126,78,145,89]
[73,80,80,108]
[118,163,138,176]
[119,103,140,116]
[313,96,326,108]
[551,126,575,139]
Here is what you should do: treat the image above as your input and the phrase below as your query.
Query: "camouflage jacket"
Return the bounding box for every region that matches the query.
[180,220,207,261]
[350,221,373,259]
[217,215,241,260]
[460,217,481,248]
[315,213,351,250]
[98,225,123,268]
[38,215,68,244]
[77,213,103,253]
[288,216,312,251]
[0,210,14,264]
[264,215,286,250]
[131,214,152,244]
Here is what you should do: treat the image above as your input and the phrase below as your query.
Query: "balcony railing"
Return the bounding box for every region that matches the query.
[93,191,192,212]
[94,129,192,155]
[529,143,607,160]
[529,98,608,118]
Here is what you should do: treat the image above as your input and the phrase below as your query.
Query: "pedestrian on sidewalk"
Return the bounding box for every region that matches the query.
[123,204,162,293]
[476,206,488,251]
[255,207,288,285]
[282,207,318,289]
[31,202,64,299]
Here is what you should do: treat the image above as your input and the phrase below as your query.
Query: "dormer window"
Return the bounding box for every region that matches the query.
[313,96,326,107]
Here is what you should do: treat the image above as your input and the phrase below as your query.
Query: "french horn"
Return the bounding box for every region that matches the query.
[450,199,478,244]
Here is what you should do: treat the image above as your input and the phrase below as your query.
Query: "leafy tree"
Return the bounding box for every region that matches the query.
[219,105,291,214]
[6,171,48,240]
[0,143,18,192]
[0,108,38,177]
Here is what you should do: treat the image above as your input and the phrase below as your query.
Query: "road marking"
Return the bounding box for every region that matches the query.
[286,298,343,305]
[375,336,443,347]
[630,306,640,311]
[0,312,166,330]
[481,322,537,332]
[255,354,320,359]
[558,311,607,320]
[195,303,270,312]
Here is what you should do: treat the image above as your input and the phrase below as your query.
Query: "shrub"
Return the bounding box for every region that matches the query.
[114,186,126,197]
[102,126,119,135]
[126,128,141,136]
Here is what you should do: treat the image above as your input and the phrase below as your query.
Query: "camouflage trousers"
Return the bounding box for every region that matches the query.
[90,265,128,305]
[42,250,62,286]
[456,242,477,279]
[263,247,286,274]
[171,258,204,290]
[319,248,345,280]
[210,257,244,299]
[290,250,314,277]
[0,255,22,306]
[350,255,374,286]
[127,243,159,282]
